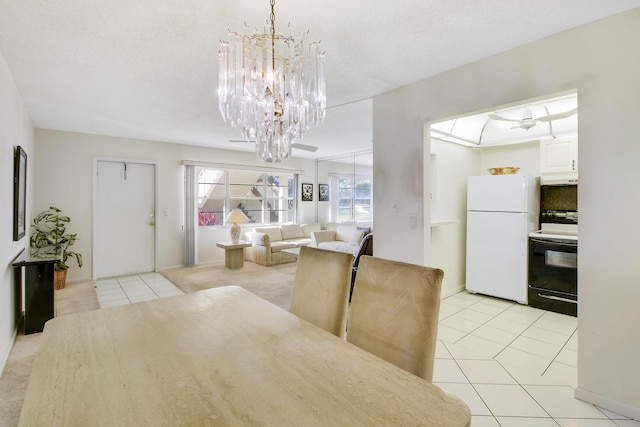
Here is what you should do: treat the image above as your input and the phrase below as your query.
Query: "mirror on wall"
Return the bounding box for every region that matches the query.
[316,150,373,227]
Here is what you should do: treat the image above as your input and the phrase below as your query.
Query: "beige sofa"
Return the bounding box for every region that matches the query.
[245,224,322,266]
[310,225,368,256]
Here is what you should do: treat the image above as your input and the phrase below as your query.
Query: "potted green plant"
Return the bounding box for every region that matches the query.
[30,206,83,289]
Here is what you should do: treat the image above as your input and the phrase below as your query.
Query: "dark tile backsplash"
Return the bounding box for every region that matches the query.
[540,185,578,211]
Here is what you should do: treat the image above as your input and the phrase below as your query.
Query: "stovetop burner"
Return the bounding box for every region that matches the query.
[541,210,578,224]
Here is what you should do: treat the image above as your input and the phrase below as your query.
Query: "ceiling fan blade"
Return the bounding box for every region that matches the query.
[535,107,578,122]
[511,123,536,131]
[229,139,318,152]
[488,113,519,122]
[291,142,318,152]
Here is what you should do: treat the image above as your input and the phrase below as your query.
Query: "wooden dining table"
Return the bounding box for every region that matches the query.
[19,285,470,426]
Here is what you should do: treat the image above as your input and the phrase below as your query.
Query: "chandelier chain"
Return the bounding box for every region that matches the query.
[270,0,276,74]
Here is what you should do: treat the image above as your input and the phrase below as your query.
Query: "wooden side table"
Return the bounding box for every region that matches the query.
[216,241,252,269]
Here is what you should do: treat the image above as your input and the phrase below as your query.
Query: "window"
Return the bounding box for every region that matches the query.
[198,167,296,226]
[334,176,372,222]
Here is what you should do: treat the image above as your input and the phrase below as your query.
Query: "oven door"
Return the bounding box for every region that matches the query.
[528,237,578,316]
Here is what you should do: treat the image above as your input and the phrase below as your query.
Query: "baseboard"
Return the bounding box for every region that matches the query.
[159,264,187,271]
[0,328,18,378]
[65,274,94,284]
[575,387,640,421]
[440,285,466,299]
[161,261,224,270]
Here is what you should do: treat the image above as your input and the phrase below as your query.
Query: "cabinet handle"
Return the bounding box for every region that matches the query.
[572,160,575,170]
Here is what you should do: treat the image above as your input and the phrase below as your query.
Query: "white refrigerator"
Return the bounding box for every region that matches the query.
[465,174,539,303]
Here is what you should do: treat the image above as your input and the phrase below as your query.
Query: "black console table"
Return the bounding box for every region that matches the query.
[13,251,59,334]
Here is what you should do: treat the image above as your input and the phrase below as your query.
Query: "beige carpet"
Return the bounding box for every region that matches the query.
[0,261,296,426]
[0,279,100,427]
[162,261,296,310]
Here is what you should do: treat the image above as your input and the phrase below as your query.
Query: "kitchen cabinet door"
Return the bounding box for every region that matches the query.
[540,138,578,175]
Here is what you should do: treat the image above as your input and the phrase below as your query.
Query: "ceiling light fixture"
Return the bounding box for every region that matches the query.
[218,0,326,162]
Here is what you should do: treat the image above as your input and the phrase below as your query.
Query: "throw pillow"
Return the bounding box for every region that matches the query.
[301,223,322,238]
[336,225,353,242]
[281,224,304,240]
[349,230,365,246]
[256,227,283,242]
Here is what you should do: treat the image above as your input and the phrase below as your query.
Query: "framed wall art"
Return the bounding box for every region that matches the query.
[301,183,313,202]
[319,184,329,202]
[14,146,27,241]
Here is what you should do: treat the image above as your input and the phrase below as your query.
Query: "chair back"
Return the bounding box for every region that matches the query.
[290,246,354,338]
[347,256,443,381]
[350,233,373,300]
[353,233,373,269]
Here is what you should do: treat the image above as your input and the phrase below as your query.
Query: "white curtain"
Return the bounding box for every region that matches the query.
[184,165,197,266]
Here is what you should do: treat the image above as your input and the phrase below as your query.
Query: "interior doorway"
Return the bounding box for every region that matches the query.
[94,159,157,279]
[425,89,578,302]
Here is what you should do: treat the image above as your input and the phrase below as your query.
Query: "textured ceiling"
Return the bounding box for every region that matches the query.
[0,1,639,159]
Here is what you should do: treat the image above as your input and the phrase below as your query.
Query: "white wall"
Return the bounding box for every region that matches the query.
[34,129,316,278]
[373,9,640,418]
[0,51,34,373]
[480,141,540,177]
[428,139,480,296]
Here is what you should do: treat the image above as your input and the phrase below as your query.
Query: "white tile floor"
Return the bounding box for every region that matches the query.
[93,277,638,425]
[436,291,639,426]
[95,272,183,308]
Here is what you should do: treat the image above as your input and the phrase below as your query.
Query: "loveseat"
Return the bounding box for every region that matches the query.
[310,225,369,256]
[245,224,322,266]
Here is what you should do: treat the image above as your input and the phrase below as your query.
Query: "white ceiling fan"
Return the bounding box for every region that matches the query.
[489,106,577,131]
[228,139,319,152]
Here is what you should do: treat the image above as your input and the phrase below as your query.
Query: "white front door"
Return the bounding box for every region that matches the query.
[96,161,156,278]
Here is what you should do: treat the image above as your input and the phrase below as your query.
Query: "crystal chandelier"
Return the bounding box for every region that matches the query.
[218,0,326,162]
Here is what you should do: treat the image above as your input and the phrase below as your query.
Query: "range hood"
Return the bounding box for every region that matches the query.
[540,175,578,185]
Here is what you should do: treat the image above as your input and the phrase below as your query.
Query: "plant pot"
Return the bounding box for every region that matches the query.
[54,269,67,290]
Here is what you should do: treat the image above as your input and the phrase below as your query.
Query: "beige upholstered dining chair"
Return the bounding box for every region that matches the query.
[289,246,354,338]
[346,256,443,381]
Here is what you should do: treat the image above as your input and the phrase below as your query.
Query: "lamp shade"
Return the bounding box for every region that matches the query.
[224,208,250,224]
[224,208,250,244]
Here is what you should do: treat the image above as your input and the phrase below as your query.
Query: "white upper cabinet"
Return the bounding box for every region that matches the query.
[540,138,578,183]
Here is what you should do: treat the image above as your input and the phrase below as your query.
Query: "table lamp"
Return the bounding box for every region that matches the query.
[224,208,250,244]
